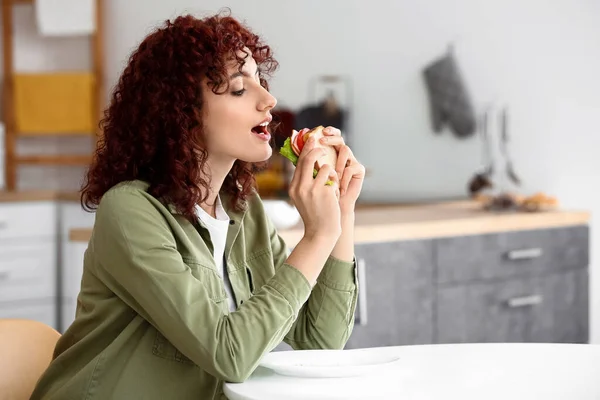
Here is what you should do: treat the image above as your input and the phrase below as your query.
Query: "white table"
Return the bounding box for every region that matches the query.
[223,343,600,400]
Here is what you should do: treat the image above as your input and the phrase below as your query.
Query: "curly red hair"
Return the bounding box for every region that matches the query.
[81,10,278,220]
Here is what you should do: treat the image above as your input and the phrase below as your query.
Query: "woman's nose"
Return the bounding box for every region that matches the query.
[258,87,277,111]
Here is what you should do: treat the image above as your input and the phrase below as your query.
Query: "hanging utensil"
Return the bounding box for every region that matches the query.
[481,106,494,178]
[500,106,521,186]
[468,107,494,196]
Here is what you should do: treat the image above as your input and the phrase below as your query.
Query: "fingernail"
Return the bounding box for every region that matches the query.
[319,137,328,143]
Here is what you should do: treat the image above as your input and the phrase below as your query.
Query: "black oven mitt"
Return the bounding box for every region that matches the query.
[423,52,476,138]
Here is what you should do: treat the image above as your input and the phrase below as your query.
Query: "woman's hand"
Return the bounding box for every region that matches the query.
[288,135,342,242]
[318,127,366,214]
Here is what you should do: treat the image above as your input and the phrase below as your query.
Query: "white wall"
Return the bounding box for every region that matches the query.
[2,0,600,341]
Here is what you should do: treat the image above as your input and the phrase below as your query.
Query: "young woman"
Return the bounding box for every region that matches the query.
[31,10,365,400]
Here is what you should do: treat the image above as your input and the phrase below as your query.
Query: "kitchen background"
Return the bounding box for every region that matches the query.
[1,0,599,343]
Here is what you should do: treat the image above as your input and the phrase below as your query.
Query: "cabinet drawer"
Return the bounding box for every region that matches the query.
[0,240,57,303]
[435,226,589,284]
[0,301,57,330]
[435,268,588,344]
[0,201,57,239]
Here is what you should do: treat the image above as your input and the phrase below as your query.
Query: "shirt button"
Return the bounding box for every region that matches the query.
[229,220,235,225]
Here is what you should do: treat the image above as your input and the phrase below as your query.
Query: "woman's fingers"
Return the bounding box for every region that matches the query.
[314,164,340,198]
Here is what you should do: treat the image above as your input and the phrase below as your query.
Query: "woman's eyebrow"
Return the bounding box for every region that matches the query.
[229,69,259,80]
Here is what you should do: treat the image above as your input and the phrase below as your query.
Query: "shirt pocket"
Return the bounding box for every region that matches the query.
[152,330,196,366]
[182,257,228,304]
[243,248,276,292]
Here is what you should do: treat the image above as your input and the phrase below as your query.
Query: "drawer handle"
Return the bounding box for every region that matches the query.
[355,258,368,326]
[507,294,543,308]
[507,248,543,260]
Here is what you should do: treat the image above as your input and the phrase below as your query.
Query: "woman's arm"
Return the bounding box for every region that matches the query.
[266,217,358,351]
[283,124,366,349]
[331,213,355,262]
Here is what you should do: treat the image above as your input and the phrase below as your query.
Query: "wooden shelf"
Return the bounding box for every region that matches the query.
[2,0,103,190]
[17,155,92,166]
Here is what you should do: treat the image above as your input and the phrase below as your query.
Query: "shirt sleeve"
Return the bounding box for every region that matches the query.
[90,189,313,383]
[264,212,359,349]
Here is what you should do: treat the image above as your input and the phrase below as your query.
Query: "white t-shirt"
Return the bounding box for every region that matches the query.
[195,196,237,312]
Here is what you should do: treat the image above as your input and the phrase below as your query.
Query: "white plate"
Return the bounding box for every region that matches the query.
[259,349,401,378]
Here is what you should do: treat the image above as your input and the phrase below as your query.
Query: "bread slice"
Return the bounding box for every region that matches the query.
[303,126,338,170]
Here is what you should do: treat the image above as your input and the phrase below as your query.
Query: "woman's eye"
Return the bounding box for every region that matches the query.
[232,89,246,96]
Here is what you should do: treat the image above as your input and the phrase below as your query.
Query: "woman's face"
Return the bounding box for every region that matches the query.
[201,49,277,166]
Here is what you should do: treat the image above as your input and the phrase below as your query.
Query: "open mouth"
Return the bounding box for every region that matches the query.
[251,124,271,141]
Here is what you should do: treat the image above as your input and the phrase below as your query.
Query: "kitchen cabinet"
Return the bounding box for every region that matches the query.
[345,225,589,348]
[0,197,96,332]
[345,240,435,348]
[61,240,88,331]
[0,200,58,329]
[57,201,96,331]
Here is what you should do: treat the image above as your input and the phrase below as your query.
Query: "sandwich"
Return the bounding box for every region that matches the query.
[279,126,337,185]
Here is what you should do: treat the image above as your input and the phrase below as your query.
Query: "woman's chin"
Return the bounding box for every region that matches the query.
[239,148,272,163]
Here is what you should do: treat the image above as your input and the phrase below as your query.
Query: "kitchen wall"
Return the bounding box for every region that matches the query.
[1,0,599,341]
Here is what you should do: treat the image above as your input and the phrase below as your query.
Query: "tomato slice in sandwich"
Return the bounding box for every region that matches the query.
[295,128,309,152]
[290,128,309,156]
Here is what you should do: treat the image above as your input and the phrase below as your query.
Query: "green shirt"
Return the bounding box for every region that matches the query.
[31,180,358,400]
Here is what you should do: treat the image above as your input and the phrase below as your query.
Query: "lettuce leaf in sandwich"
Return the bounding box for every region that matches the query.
[279,137,334,186]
